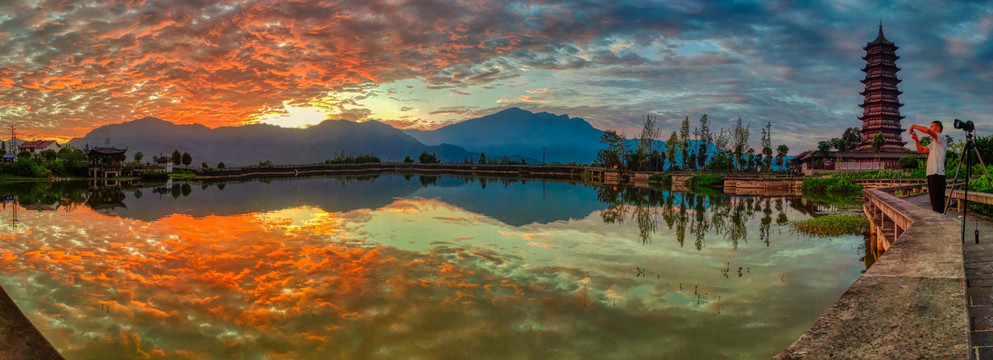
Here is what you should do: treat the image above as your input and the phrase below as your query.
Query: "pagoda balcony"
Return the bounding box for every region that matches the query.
[859,101,904,108]
[860,84,901,92]
[861,62,901,70]
[863,70,901,78]
[863,47,899,55]
[861,109,902,116]
[860,77,902,84]
[859,88,903,96]
[861,54,900,61]
[860,94,900,102]
[861,121,905,128]
[858,114,906,121]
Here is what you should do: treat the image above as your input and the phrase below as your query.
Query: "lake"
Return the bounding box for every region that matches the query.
[0,175,866,359]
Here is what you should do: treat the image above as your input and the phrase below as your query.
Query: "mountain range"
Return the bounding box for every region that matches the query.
[404,108,605,164]
[67,108,608,166]
[61,107,796,169]
[67,117,475,166]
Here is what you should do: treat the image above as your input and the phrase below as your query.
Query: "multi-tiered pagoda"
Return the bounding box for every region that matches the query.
[856,24,907,152]
[789,24,920,174]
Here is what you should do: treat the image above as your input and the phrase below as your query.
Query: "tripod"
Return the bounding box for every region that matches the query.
[943,130,992,243]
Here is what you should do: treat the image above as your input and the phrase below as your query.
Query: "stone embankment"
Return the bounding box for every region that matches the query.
[0,284,63,359]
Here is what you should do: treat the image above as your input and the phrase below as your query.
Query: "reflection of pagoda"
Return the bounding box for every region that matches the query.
[856,24,908,152]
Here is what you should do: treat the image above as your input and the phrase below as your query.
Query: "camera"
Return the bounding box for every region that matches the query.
[954,118,975,132]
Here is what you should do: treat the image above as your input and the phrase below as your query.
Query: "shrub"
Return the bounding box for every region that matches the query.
[802,177,861,195]
[688,174,724,188]
[648,173,672,186]
[899,155,919,170]
[791,214,869,236]
[139,171,169,181]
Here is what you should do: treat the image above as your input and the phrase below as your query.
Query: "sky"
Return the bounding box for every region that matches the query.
[1,0,991,153]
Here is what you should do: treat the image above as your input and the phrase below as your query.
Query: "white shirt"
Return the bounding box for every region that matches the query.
[926,134,946,176]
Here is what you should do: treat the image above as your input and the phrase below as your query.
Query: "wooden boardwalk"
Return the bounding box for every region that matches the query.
[906,194,993,359]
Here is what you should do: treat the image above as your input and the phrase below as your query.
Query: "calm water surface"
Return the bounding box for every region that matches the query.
[0,176,865,359]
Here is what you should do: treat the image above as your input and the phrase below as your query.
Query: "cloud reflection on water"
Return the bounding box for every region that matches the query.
[0,191,862,359]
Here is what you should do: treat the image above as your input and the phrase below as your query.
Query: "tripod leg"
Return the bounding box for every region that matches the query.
[944,148,968,215]
[973,145,992,181]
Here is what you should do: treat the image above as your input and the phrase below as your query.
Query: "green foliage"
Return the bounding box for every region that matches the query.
[139,171,169,181]
[171,149,182,164]
[134,151,144,163]
[257,160,273,168]
[687,174,724,188]
[181,152,192,166]
[899,155,919,170]
[0,158,52,178]
[872,132,885,154]
[802,177,861,195]
[418,152,439,164]
[217,162,226,169]
[597,130,626,169]
[966,166,993,216]
[169,170,199,180]
[665,131,679,170]
[647,173,671,187]
[791,215,869,237]
[831,169,922,180]
[776,144,789,168]
[40,149,57,161]
[326,151,381,164]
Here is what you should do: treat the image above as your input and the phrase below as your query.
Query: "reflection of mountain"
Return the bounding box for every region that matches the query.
[107,175,424,221]
[106,175,607,226]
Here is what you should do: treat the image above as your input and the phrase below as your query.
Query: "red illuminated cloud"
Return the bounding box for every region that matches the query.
[0,0,606,139]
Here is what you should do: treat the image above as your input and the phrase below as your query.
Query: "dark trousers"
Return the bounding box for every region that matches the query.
[927,174,946,213]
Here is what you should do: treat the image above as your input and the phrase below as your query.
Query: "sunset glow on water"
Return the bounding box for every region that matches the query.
[0,176,864,359]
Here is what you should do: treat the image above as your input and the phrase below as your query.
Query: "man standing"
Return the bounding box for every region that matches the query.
[910,121,946,212]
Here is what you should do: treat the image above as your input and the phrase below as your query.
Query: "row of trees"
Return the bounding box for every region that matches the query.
[0,145,90,178]
[596,114,790,173]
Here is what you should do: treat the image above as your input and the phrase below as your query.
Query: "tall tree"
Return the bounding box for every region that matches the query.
[596,130,626,169]
[181,152,192,166]
[776,144,789,168]
[731,117,750,172]
[679,116,690,169]
[134,151,143,163]
[637,114,661,171]
[696,114,711,170]
[171,149,182,164]
[665,131,680,170]
[839,127,861,160]
[761,122,772,172]
[872,132,885,166]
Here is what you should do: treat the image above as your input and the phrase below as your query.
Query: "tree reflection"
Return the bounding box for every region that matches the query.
[594,185,835,250]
